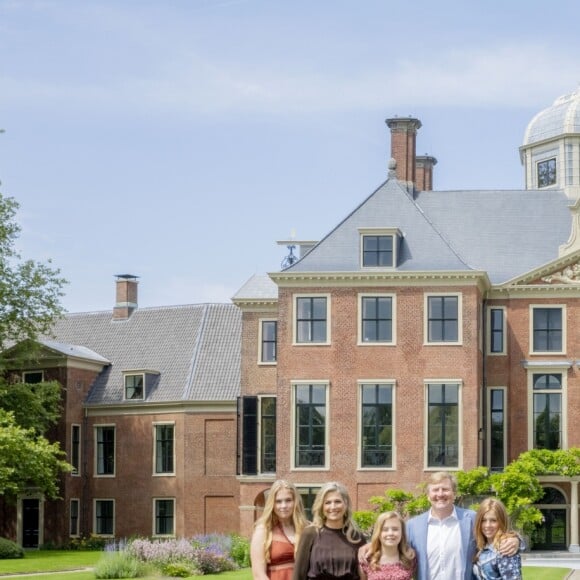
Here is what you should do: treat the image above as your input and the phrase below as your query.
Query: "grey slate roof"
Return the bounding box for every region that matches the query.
[282,176,572,285]
[232,274,278,301]
[49,303,241,405]
[39,339,110,364]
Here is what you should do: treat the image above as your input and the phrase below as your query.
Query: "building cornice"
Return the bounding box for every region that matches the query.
[231,299,278,311]
[269,270,490,292]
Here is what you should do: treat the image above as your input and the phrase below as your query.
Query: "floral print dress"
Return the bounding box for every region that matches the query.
[473,544,522,579]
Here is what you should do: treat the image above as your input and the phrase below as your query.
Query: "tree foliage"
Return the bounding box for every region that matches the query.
[0,194,66,355]
[356,449,580,541]
[0,409,71,500]
[0,191,69,498]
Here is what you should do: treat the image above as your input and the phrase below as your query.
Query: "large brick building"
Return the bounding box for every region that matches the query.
[234,87,580,551]
[2,87,580,551]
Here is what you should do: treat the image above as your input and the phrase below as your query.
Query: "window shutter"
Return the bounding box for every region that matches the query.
[242,396,258,475]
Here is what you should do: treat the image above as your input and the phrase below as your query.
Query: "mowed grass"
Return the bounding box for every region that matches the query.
[0,552,568,580]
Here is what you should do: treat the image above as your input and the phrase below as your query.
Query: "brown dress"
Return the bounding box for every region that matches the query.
[267,524,295,580]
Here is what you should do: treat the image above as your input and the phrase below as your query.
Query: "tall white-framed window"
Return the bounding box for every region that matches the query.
[69,499,80,537]
[530,305,565,355]
[424,293,462,345]
[486,387,507,471]
[297,485,321,522]
[487,306,506,355]
[291,381,329,469]
[258,319,277,364]
[153,498,175,537]
[527,367,568,450]
[425,381,462,469]
[71,424,81,476]
[293,295,331,345]
[358,381,395,469]
[95,425,115,477]
[94,499,115,536]
[154,423,175,475]
[358,294,396,345]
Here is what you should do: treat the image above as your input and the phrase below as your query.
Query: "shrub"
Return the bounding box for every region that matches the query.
[0,537,24,559]
[162,561,200,577]
[193,546,237,574]
[94,551,151,579]
[128,537,195,564]
[353,510,377,537]
[229,533,251,567]
[66,534,110,551]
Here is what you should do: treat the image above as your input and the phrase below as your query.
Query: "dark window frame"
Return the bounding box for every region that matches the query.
[533,307,563,353]
[95,499,114,535]
[427,295,459,343]
[427,383,459,468]
[360,383,393,468]
[538,157,557,188]
[361,296,393,343]
[155,424,174,474]
[533,373,562,451]
[296,297,328,343]
[295,383,326,468]
[260,320,277,363]
[362,234,394,267]
[96,426,115,476]
[154,498,175,536]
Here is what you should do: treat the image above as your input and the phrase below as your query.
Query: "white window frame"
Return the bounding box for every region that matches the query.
[258,318,278,365]
[22,370,44,383]
[536,156,557,188]
[357,380,396,470]
[153,497,176,537]
[257,395,277,475]
[486,386,507,471]
[487,306,507,355]
[293,294,331,345]
[423,380,463,470]
[94,424,116,478]
[357,293,397,346]
[424,293,463,345]
[359,227,401,269]
[526,365,568,450]
[291,381,330,470]
[153,422,176,476]
[123,372,145,400]
[69,498,80,537]
[93,498,115,537]
[71,423,81,477]
[529,304,566,355]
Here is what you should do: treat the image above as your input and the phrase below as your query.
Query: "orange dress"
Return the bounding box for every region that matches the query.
[267,524,295,580]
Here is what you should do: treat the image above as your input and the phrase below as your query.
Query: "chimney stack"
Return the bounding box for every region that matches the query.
[415,155,438,191]
[113,274,139,320]
[385,116,422,190]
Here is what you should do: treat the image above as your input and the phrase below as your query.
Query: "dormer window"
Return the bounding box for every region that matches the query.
[537,158,556,188]
[360,228,401,268]
[123,370,160,400]
[125,374,144,400]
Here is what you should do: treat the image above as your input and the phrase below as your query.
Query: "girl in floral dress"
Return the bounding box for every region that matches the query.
[359,511,416,580]
[473,498,522,579]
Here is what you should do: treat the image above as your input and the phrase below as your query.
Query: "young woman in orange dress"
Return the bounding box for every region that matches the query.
[251,480,309,580]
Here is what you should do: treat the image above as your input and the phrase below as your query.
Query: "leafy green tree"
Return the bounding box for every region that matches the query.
[0,192,69,498]
[0,194,66,353]
[0,409,71,499]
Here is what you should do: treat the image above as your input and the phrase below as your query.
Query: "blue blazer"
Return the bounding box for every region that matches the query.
[406,507,476,580]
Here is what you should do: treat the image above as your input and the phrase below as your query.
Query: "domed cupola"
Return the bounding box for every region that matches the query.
[520,87,580,198]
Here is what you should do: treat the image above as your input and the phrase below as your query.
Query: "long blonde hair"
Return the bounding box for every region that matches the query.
[311,481,362,544]
[254,480,308,563]
[474,498,511,554]
[368,511,415,571]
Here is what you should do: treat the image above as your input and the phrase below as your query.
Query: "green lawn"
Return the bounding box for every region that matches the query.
[0,552,569,580]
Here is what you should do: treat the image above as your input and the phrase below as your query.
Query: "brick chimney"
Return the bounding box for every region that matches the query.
[113,274,139,320]
[415,155,438,191]
[385,117,422,190]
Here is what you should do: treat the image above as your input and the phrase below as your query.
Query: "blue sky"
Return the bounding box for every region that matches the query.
[1,0,579,312]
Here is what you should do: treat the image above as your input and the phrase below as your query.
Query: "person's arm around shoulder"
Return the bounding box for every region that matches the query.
[496,551,522,580]
[292,525,317,580]
[497,532,523,557]
[250,523,270,580]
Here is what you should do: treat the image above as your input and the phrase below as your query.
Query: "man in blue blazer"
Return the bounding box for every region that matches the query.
[406,472,519,580]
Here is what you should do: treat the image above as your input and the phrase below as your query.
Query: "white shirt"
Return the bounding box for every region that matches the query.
[426,506,463,579]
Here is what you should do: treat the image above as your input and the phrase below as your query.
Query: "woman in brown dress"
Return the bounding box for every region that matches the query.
[292,482,367,580]
[251,480,308,580]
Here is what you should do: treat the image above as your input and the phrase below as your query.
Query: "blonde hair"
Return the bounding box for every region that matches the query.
[311,481,362,544]
[368,511,415,571]
[254,480,308,563]
[474,497,511,554]
[426,471,458,493]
